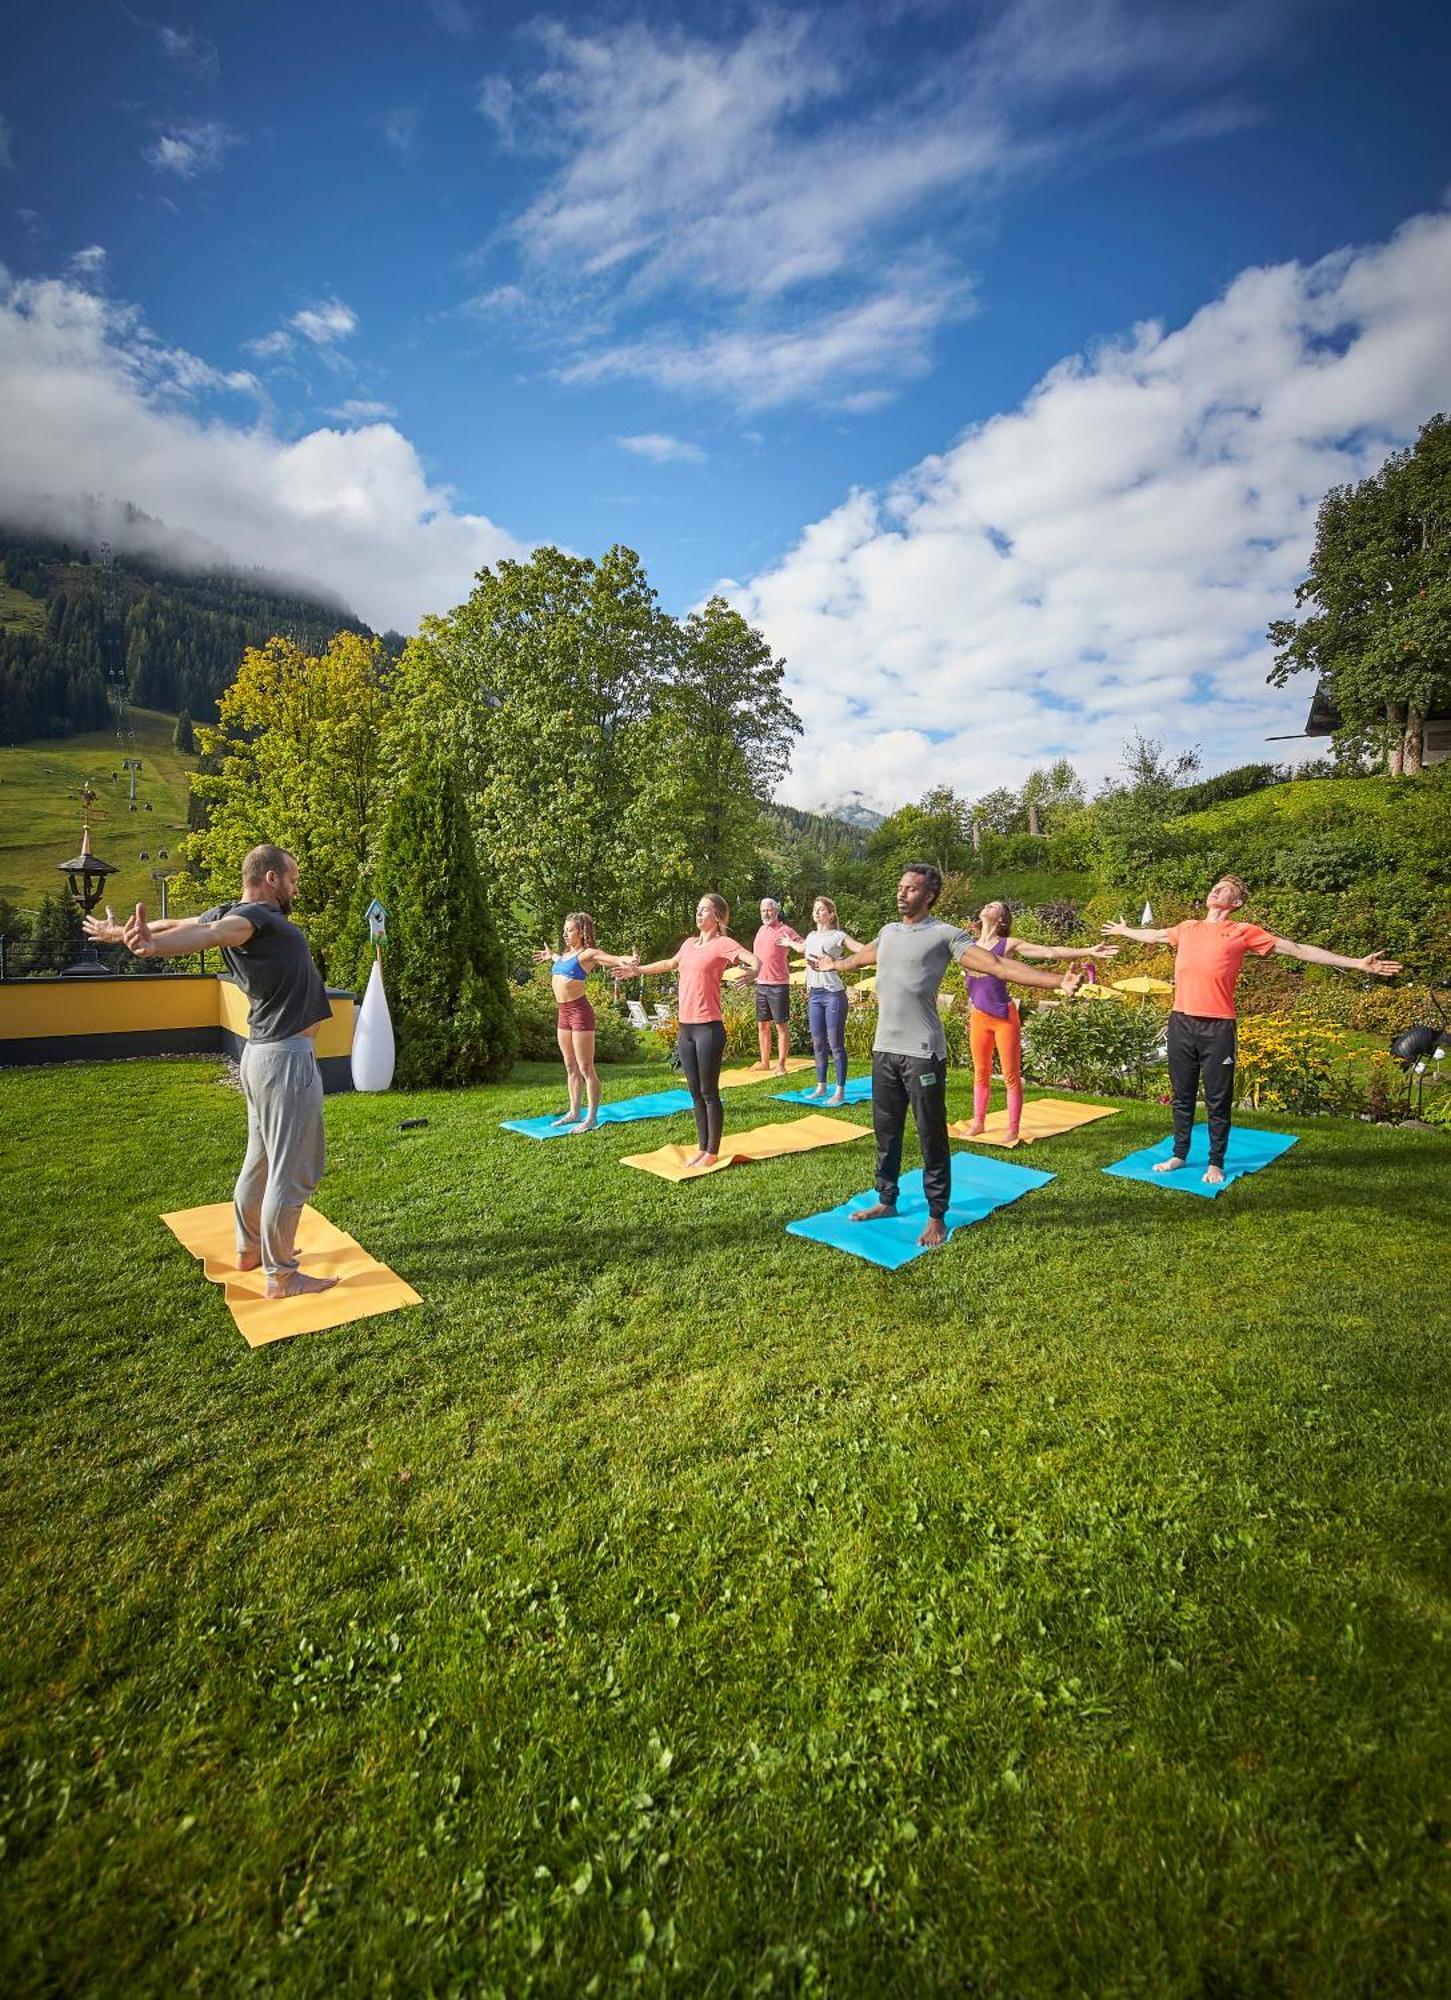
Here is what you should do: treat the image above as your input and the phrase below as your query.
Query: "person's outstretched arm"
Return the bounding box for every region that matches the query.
[1102,921,1173,944]
[85,904,194,944]
[115,902,256,958]
[635,949,681,978]
[1271,936,1401,975]
[581,947,640,973]
[811,939,878,973]
[1009,939,1120,962]
[734,945,761,975]
[958,941,1080,993]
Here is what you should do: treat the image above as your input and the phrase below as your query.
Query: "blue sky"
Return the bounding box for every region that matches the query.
[2,1,1450,806]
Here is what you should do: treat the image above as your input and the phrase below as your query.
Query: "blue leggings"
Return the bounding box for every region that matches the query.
[808,988,848,1088]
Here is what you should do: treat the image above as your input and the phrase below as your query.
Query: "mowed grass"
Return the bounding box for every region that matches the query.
[2,1056,1448,1996]
[0,707,195,908]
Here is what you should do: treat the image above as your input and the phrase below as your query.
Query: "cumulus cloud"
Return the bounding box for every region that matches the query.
[616,432,705,465]
[723,206,1451,810]
[0,266,527,633]
[144,118,239,180]
[472,1,1304,411]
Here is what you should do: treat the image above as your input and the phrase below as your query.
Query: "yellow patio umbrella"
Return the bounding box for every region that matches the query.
[723,965,752,985]
[1112,975,1174,998]
[789,968,809,987]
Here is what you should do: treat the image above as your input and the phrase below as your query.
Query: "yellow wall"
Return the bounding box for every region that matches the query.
[0,975,354,1052]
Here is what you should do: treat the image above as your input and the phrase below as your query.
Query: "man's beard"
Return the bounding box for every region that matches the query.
[276,894,293,915]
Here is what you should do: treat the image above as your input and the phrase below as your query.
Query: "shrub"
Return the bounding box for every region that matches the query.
[1232,1016,1363,1116]
[1270,830,1385,893]
[341,761,515,1087]
[1022,998,1167,1097]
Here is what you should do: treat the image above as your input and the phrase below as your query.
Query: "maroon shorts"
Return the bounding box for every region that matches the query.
[557,996,596,1032]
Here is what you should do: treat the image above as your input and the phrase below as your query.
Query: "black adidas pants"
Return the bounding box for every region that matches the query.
[1167,1011,1237,1168]
[872,1052,952,1218]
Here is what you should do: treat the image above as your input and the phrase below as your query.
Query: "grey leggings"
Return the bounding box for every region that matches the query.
[235,1037,326,1277]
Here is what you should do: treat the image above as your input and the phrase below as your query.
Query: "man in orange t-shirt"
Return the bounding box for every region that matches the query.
[1105,876,1400,1184]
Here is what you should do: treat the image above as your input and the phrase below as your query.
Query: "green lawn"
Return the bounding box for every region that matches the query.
[0,707,196,909]
[0,583,48,636]
[2,1056,1448,1995]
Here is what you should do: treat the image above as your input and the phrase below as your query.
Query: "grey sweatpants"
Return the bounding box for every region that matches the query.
[234,1037,326,1277]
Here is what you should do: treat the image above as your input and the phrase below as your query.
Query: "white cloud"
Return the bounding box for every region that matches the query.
[378,104,422,158]
[616,432,705,465]
[562,268,968,411]
[326,399,398,423]
[722,206,1451,811]
[0,266,527,633]
[242,328,294,359]
[67,244,108,278]
[473,2,1304,411]
[461,281,527,316]
[289,297,358,346]
[157,24,220,86]
[429,0,473,40]
[144,119,240,180]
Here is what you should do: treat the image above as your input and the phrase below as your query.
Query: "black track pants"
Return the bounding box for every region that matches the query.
[1168,1010,1237,1167]
[872,1051,952,1218]
[677,1020,727,1154]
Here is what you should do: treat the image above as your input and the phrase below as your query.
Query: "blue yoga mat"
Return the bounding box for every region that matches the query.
[774,1076,874,1106]
[787,1152,1054,1269]
[1102,1122,1297,1197]
[501,1088,695,1140]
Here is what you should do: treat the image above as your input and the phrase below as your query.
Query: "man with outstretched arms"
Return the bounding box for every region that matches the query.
[812,864,1082,1249]
[85,843,338,1298]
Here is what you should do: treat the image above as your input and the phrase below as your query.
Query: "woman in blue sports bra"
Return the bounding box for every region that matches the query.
[532,912,639,1129]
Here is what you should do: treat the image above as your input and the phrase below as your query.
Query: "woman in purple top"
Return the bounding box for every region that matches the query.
[965,901,1118,1142]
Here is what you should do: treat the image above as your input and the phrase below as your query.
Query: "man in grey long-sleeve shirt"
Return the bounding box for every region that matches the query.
[85,843,338,1298]
[811,865,1079,1248]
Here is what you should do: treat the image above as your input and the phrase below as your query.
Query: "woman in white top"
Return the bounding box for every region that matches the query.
[799,895,867,1104]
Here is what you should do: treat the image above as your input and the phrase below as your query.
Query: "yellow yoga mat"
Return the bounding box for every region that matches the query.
[949,1098,1120,1149]
[718,1058,815,1089]
[160,1202,422,1348]
[621,1113,871,1182]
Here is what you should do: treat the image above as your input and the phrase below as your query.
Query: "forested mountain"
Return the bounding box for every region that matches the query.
[0,523,378,743]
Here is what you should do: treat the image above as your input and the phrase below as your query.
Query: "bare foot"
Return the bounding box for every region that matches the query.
[575,1118,599,1133]
[825,1091,846,1107]
[1152,1156,1187,1175]
[1202,1163,1225,1185]
[917,1216,948,1249]
[773,1066,788,1079]
[751,1060,770,1071]
[236,1249,262,1271]
[850,1202,897,1224]
[685,1151,718,1171]
[552,1111,582,1127]
[805,1083,827,1099]
[964,1122,986,1138]
[1002,1129,1021,1146]
[266,1271,340,1299]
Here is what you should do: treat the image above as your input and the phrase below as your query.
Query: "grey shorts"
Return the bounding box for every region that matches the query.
[755,983,791,1025]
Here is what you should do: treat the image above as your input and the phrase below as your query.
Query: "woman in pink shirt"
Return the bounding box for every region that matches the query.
[637,894,760,1169]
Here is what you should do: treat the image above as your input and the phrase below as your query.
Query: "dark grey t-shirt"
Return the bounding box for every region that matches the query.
[873,919,973,1059]
[202,900,331,1043]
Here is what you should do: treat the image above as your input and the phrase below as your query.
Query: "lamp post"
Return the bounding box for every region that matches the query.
[57,823,120,977]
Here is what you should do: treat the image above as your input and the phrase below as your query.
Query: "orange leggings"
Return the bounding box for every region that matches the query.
[970,1004,1023,1128]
